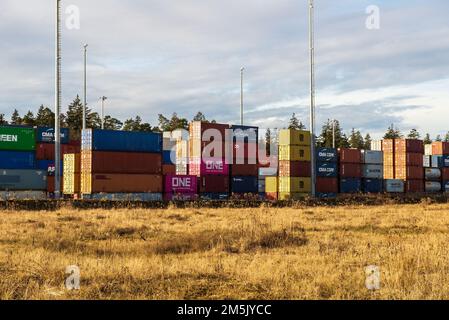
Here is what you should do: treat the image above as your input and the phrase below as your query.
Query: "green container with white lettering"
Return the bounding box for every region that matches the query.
[0,126,36,151]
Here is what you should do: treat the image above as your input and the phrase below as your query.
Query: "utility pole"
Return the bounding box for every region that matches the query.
[309,0,317,197]
[83,44,88,130]
[54,0,62,199]
[240,67,244,125]
[100,96,107,129]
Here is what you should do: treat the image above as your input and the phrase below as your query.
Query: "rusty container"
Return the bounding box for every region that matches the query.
[278,161,311,177]
[395,139,424,154]
[339,163,362,178]
[395,166,424,180]
[81,174,163,194]
[338,148,362,164]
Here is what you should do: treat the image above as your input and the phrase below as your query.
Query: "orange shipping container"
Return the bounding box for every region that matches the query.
[395,152,423,167]
[395,166,424,180]
[432,142,449,155]
[47,176,63,193]
[382,139,395,153]
[383,152,395,167]
[395,139,424,154]
[383,165,395,179]
[81,174,163,194]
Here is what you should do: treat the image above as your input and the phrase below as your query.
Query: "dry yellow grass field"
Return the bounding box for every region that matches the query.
[1,202,449,300]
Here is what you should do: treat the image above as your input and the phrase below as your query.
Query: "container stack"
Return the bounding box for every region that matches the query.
[189,121,230,200]
[63,153,81,196]
[80,129,163,201]
[258,167,277,200]
[361,150,383,193]
[175,133,189,176]
[276,129,311,200]
[395,139,424,193]
[162,132,177,175]
[164,174,198,201]
[0,126,47,200]
[229,125,259,199]
[339,148,362,194]
[382,139,404,193]
[430,142,449,193]
[315,147,338,198]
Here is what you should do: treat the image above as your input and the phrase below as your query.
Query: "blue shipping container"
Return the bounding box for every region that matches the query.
[432,155,449,168]
[36,127,70,144]
[231,176,258,193]
[229,125,258,142]
[163,150,175,165]
[317,192,337,199]
[443,181,449,192]
[36,160,53,170]
[316,162,338,177]
[316,148,338,162]
[0,170,47,190]
[81,129,162,153]
[0,151,35,169]
[340,178,362,193]
[362,178,383,193]
[200,193,229,200]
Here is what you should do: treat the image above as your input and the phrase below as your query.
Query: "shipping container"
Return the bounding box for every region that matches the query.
[316,148,338,162]
[164,175,197,194]
[278,161,311,177]
[425,144,433,156]
[278,193,309,201]
[339,163,362,178]
[189,157,229,176]
[230,164,258,176]
[395,166,424,180]
[265,177,278,193]
[395,152,424,167]
[431,155,449,168]
[259,167,277,177]
[47,175,64,193]
[64,153,80,173]
[230,142,258,162]
[163,150,175,165]
[0,126,35,151]
[83,193,163,201]
[200,193,229,201]
[162,137,177,151]
[47,162,63,176]
[278,129,311,146]
[279,145,311,161]
[162,164,176,175]
[432,142,449,155]
[199,175,229,193]
[423,155,431,168]
[339,178,362,193]
[230,176,258,193]
[36,127,70,144]
[36,143,80,160]
[278,177,311,193]
[425,181,441,193]
[316,162,338,177]
[405,180,424,193]
[0,151,35,170]
[81,129,162,153]
[383,152,395,167]
[443,181,449,192]
[382,139,394,153]
[63,173,80,195]
[362,164,383,179]
[0,169,47,190]
[384,165,395,179]
[176,140,189,159]
[442,168,449,181]
[371,140,383,151]
[81,174,163,194]
[258,155,278,169]
[316,177,338,193]
[395,139,424,154]
[362,178,383,193]
[175,161,189,175]
[81,151,162,174]
[0,191,47,201]
[339,148,362,164]
[316,192,337,199]
[164,193,198,201]
[258,179,265,193]
[425,168,441,180]
[229,125,258,143]
[362,150,383,164]
[189,121,229,141]
[384,179,404,193]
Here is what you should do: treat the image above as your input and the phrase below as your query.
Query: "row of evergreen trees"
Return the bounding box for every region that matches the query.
[3,96,449,148]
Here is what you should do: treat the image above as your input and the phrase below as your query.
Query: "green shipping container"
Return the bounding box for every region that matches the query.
[0,127,36,151]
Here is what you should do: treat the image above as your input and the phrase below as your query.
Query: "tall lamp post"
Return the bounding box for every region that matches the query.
[240,67,244,125]
[54,0,62,199]
[100,96,107,129]
[309,0,317,197]
[83,44,88,130]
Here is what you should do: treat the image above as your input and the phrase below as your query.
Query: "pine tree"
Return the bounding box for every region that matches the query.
[317,119,347,148]
[22,111,36,126]
[383,124,402,139]
[265,128,271,156]
[423,133,432,144]
[158,114,170,131]
[288,113,305,130]
[193,112,207,122]
[435,135,442,142]
[348,128,365,149]
[364,133,372,150]
[102,116,123,130]
[35,105,55,127]
[0,114,7,125]
[11,109,22,125]
[169,113,189,131]
[407,128,420,139]
[444,132,449,143]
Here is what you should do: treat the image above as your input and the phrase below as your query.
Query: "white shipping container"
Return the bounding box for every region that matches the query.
[425,168,441,180]
[425,181,441,193]
[362,164,383,179]
[423,155,431,168]
[425,144,433,156]
[362,150,383,164]
[259,167,278,177]
[384,179,405,193]
[371,140,382,151]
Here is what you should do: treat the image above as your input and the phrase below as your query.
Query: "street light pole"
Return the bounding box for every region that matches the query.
[240,67,244,125]
[83,44,88,130]
[54,0,62,199]
[309,0,317,197]
[100,96,107,129]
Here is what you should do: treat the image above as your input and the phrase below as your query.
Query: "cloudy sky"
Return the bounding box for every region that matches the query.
[1,0,448,138]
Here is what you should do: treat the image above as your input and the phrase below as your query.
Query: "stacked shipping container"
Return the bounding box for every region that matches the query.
[395,139,424,193]
[316,148,338,198]
[430,142,449,193]
[361,150,383,193]
[162,132,176,175]
[63,153,81,195]
[339,148,362,193]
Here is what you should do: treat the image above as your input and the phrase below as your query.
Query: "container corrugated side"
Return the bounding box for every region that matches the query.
[0,151,35,169]
[83,193,163,201]
[0,126,35,151]
[230,176,258,193]
[278,177,311,193]
[279,146,311,161]
[265,177,278,193]
[0,191,47,200]
[362,164,383,179]
[36,127,70,144]
[278,129,311,146]
[384,179,404,193]
[164,175,197,194]
[0,169,47,190]
[81,173,163,194]
[362,150,383,164]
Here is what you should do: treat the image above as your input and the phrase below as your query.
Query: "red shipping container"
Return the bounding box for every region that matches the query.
[47,176,63,193]
[316,177,338,193]
[164,175,197,194]
[405,180,424,193]
[199,175,229,193]
[395,166,424,180]
[162,164,176,175]
[339,148,362,163]
[265,192,278,201]
[230,142,258,161]
[189,122,229,141]
[87,174,163,193]
[230,164,258,176]
[395,152,423,167]
[442,168,449,180]
[339,163,362,178]
[395,139,424,154]
[36,143,80,160]
[432,142,449,155]
[278,161,311,177]
[81,151,162,174]
[382,140,395,153]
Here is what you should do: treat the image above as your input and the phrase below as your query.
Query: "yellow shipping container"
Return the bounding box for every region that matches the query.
[265,177,278,193]
[63,173,81,195]
[279,129,311,146]
[278,193,310,201]
[63,153,80,174]
[80,173,92,194]
[278,177,311,193]
[279,145,311,161]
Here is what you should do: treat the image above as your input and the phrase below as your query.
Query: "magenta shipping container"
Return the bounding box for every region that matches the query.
[165,175,198,193]
[189,157,229,176]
